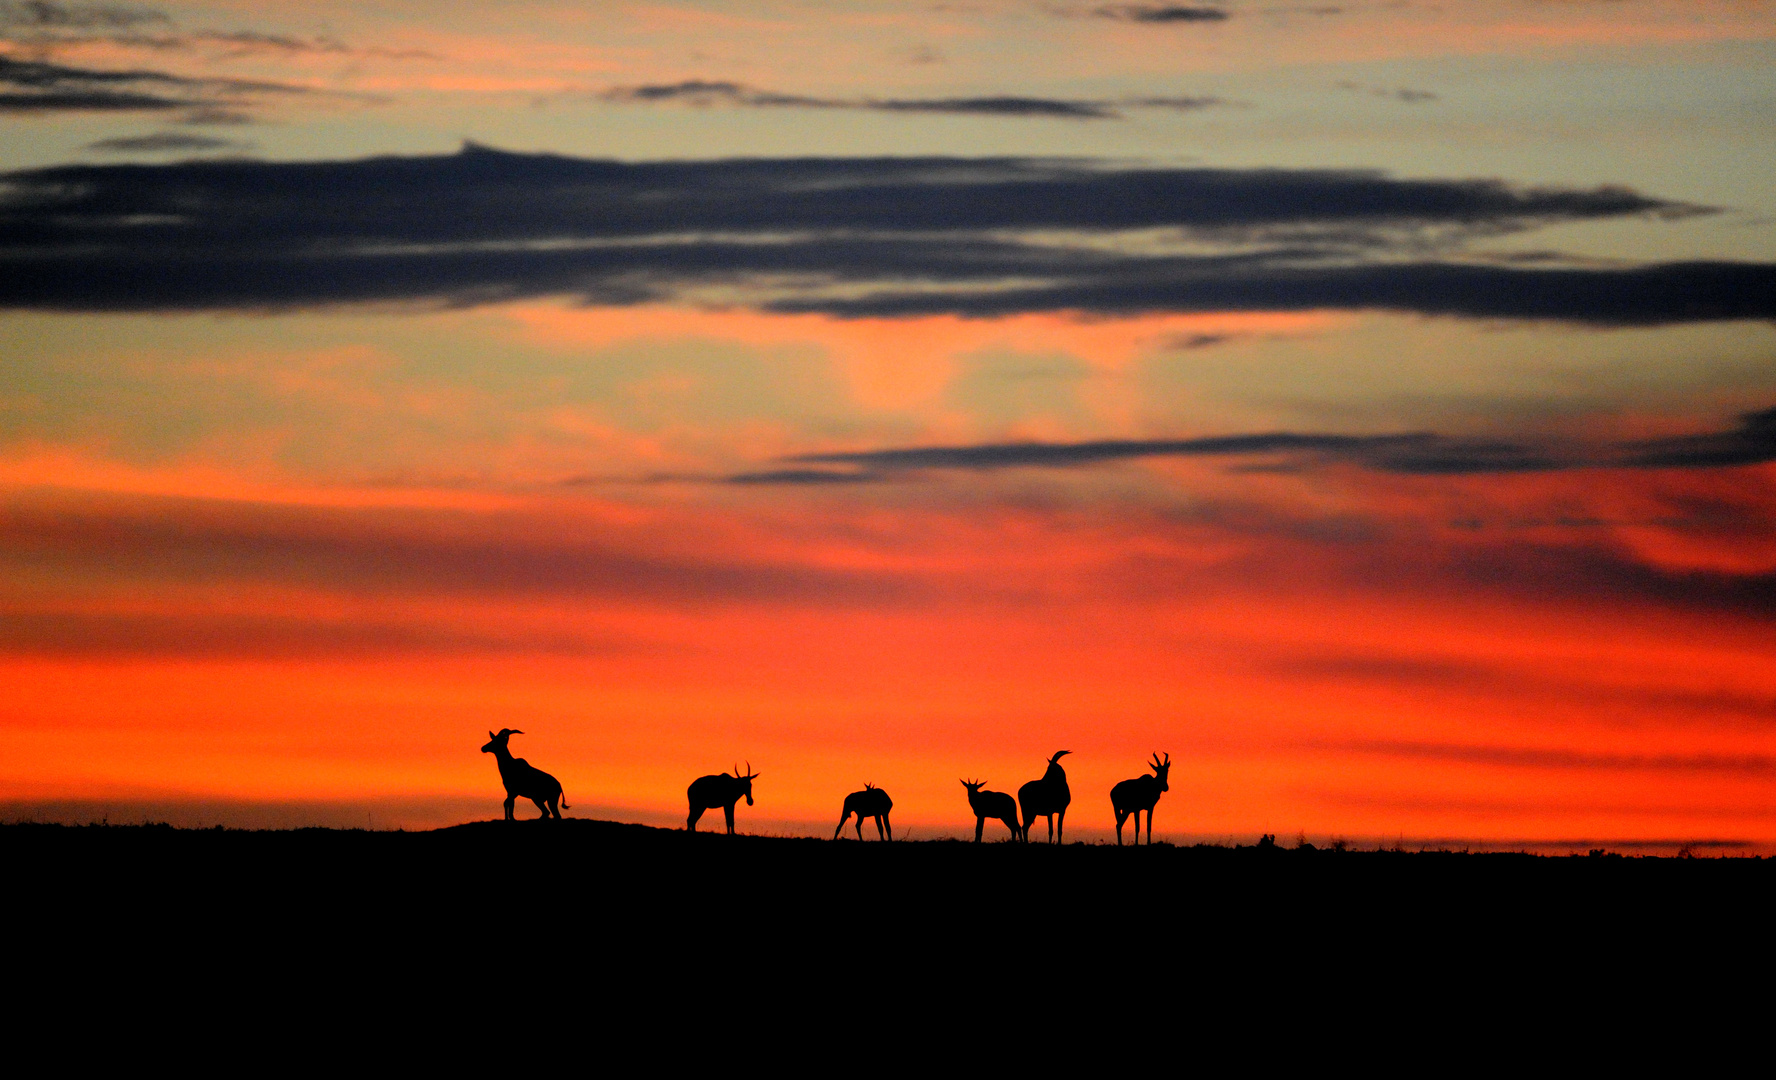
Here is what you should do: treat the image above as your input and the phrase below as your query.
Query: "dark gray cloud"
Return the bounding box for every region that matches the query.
[1624,406,1776,469]
[1095,5,1230,22]
[0,52,189,111]
[0,0,164,30]
[0,50,305,115]
[0,145,1759,322]
[725,469,885,486]
[777,431,1560,480]
[84,130,251,152]
[598,80,1226,120]
[779,260,1775,323]
[757,405,1776,481]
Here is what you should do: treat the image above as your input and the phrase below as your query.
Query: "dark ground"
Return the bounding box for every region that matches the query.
[7,817,1768,1028]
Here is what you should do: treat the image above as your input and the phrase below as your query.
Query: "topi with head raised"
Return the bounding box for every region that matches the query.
[480,729,568,821]
[1018,750,1072,844]
[1110,752,1171,845]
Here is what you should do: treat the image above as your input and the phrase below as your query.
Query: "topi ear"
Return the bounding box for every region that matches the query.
[488,731,495,739]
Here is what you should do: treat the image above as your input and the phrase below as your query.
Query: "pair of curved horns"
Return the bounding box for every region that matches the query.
[1050,750,1071,763]
[1150,751,1170,769]
[487,728,523,739]
[960,778,984,788]
[734,761,759,781]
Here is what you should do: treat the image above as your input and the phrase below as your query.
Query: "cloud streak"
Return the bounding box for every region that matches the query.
[598,79,1225,120]
[1093,5,1231,23]
[760,407,1776,481]
[0,50,307,116]
[84,131,251,153]
[0,145,1758,324]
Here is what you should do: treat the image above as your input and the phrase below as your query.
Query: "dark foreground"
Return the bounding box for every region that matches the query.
[10,816,1768,929]
[8,818,1769,1013]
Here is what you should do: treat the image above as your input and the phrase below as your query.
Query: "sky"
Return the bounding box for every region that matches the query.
[2,0,1774,848]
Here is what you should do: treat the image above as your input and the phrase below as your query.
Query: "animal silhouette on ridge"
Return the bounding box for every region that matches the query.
[834,783,893,841]
[687,762,759,834]
[1019,750,1072,844]
[1110,752,1171,845]
[481,729,567,821]
[961,779,1022,843]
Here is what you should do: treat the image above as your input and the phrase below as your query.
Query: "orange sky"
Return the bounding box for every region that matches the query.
[5,444,1773,847]
[3,1,1774,848]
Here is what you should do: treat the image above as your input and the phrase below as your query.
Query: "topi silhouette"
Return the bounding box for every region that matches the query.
[480,729,568,821]
[1018,750,1072,844]
[961,779,1022,843]
[834,784,894,841]
[687,762,759,834]
[1110,752,1171,845]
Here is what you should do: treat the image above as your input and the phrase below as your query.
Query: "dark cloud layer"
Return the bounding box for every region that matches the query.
[750,405,1776,481]
[0,52,189,110]
[0,145,1760,322]
[0,1,165,30]
[599,79,1224,120]
[0,50,304,115]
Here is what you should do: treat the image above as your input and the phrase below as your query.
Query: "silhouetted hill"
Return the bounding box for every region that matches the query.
[7,817,1762,1012]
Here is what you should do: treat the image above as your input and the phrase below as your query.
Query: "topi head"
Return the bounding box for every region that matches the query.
[481,728,523,753]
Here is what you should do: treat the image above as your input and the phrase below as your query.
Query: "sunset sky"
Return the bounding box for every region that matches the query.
[3,0,1774,847]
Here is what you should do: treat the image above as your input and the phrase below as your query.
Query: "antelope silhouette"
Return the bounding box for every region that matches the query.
[687,763,759,834]
[834,784,893,841]
[1110,752,1171,845]
[961,779,1022,843]
[480,729,567,821]
[1018,750,1072,844]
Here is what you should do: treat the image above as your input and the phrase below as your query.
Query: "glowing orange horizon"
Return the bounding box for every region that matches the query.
[5,452,1773,848]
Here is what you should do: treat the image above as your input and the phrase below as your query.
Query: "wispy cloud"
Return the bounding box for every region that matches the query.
[0,49,309,117]
[597,79,1225,121]
[83,130,251,153]
[748,406,1776,481]
[1091,5,1231,23]
[1336,80,1438,104]
[0,0,165,32]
